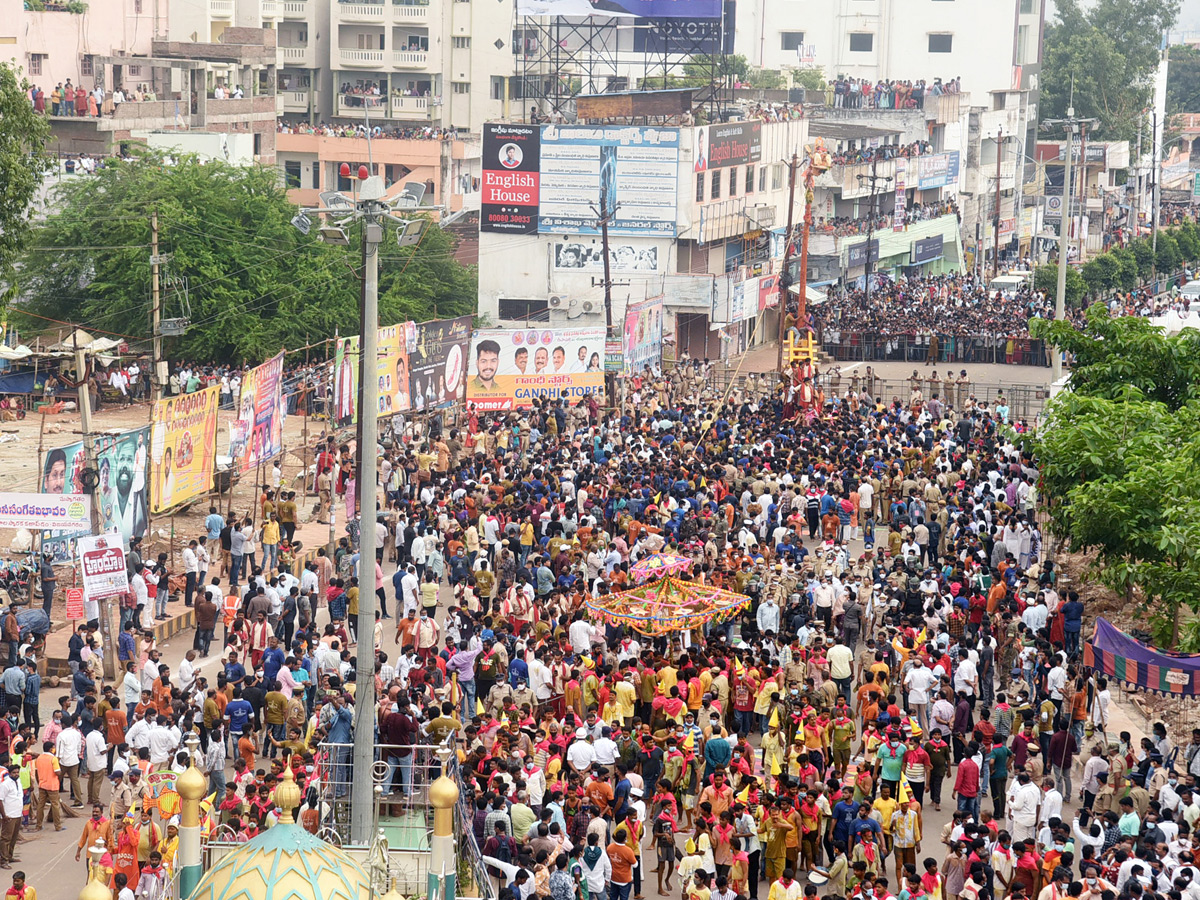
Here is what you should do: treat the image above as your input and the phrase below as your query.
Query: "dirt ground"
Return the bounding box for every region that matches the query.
[0,397,330,578]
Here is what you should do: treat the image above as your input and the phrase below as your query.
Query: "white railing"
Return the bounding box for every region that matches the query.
[337,2,386,21]
[282,90,311,108]
[281,46,309,62]
[282,0,306,15]
[339,48,386,66]
[392,2,429,19]
[391,95,429,113]
[210,0,234,15]
[393,50,429,67]
[261,0,280,16]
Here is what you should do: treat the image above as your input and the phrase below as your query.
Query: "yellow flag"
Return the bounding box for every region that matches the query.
[770,756,782,776]
[683,732,695,750]
[769,708,780,728]
[737,785,751,802]
[476,699,485,716]
[898,775,911,805]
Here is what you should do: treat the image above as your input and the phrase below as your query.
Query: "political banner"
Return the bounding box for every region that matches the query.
[229,352,285,476]
[0,493,90,533]
[893,158,907,233]
[41,428,149,562]
[332,326,413,426]
[624,296,664,374]
[554,241,659,272]
[695,121,761,172]
[77,532,129,601]
[410,316,471,410]
[150,385,220,513]
[538,125,679,237]
[466,327,605,411]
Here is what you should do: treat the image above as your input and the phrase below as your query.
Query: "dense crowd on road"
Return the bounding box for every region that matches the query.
[13,334,1178,900]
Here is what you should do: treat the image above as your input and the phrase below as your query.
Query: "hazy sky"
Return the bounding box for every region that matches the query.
[1177,0,1200,35]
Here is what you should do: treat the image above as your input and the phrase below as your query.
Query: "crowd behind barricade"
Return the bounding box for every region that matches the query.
[796,274,1087,366]
[830,77,962,110]
[815,202,960,237]
[829,141,934,167]
[277,120,459,141]
[28,81,159,117]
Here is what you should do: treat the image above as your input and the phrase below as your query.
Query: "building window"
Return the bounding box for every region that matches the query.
[759,167,767,192]
[927,33,953,53]
[772,163,783,190]
[491,76,504,100]
[745,165,755,194]
[711,170,721,200]
[80,55,93,76]
[849,32,873,52]
[453,36,471,49]
[780,31,804,51]
[28,54,44,76]
[452,81,470,94]
[498,298,549,322]
[729,166,738,197]
[284,161,301,188]
[313,161,320,189]
[128,65,142,76]
[134,0,142,11]
[696,172,705,202]
[1020,0,1035,11]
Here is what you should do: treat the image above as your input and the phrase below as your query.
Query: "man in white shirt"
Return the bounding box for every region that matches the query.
[953,648,978,699]
[84,725,109,805]
[1039,777,1063,828]
[400,565,419,616]
[1007,771,1041,842]
[904,656,937,732]
[141,651,162,692]
[592,727,618,766]
[566,728,595,774]
[569,616,592,655]
[55,718,84,807]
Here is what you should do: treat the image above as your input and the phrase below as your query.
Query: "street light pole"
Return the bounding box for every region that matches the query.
[292,163,426,846]
[1042,106,1097,383]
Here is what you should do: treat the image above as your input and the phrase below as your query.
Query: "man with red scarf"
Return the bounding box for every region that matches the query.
[4,872,34,900]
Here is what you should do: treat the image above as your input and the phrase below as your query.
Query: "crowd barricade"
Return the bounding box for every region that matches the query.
[816,330,1050,367]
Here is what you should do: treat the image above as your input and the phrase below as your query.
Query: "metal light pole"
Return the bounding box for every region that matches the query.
[857,158,892,307]
[1042,106,1097,382]
[292,165,426,846]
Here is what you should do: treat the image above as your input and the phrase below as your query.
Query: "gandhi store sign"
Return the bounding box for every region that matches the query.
[78,533,129,600]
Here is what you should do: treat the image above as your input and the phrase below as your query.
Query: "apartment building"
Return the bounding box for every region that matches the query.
[0,0,160,92]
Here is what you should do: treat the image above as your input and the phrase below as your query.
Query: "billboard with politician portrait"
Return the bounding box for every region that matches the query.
[482,123,541,234]
[228,352,285,476]
[409,315,472,410]
[466,327,606,411]
[694,121,761,172]
[150,385,220,513]
[332,326,412,426]
[623,295,664,374]
[538,125,679,237]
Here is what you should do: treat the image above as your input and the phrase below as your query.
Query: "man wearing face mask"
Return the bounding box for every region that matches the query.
[1079,864,1112,900]
[1008,771,1041,842]
[1037,864,1072,900]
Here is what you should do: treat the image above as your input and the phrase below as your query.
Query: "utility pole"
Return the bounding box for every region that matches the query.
[151,209,163,401]
[73,331,117,681]
[776,152,800,380]
[1077,122,1089,264]
[1152,109,1161,284]
[857,157,892,308]
[597,190,616,411]
[1042,102,1096,383]
[993,128,1004,279]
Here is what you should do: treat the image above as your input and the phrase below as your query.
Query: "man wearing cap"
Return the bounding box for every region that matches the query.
[567,726,595,775]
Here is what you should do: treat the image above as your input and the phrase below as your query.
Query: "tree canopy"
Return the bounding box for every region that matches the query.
[1041,0,1180,139]
[16,149,476,361]
[1029,304,1200,646]
[0,62,52,303]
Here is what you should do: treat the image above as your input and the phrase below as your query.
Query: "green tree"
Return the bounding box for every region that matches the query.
[1033,263,1086,308]
[679,53,749,87]
[1081,253,1118,294]
[1167,43,1200,114]
[0,62,52,302]
[744,68,785,90]
[1030,302,1200,646]
[1030,302,1200,410]
[16,149,476,360]
[1156,230,1182,273]
[1041,0,1181,139]
[792,69,827,92]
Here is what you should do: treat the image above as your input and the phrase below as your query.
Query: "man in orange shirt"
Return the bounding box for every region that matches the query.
[75,802,114,865]
[585,766,614,817]
[607,827,639,900]
[151,666,173,716]
[33,742,63,831]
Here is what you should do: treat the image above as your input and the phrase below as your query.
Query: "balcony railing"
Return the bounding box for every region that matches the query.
[281,90,312,110]
[282,0,306,16]
[280,46,309,62]
[393,50,429,67]
[337,2,386,22]
[261,0,280,16]
[210,0,234,16]
[339,48,386,66]
[391,95,429,117]
[392,1,428,19]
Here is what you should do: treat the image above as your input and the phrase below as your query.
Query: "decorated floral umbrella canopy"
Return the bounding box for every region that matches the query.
[586,576,751,637]
[630,552,693,582]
